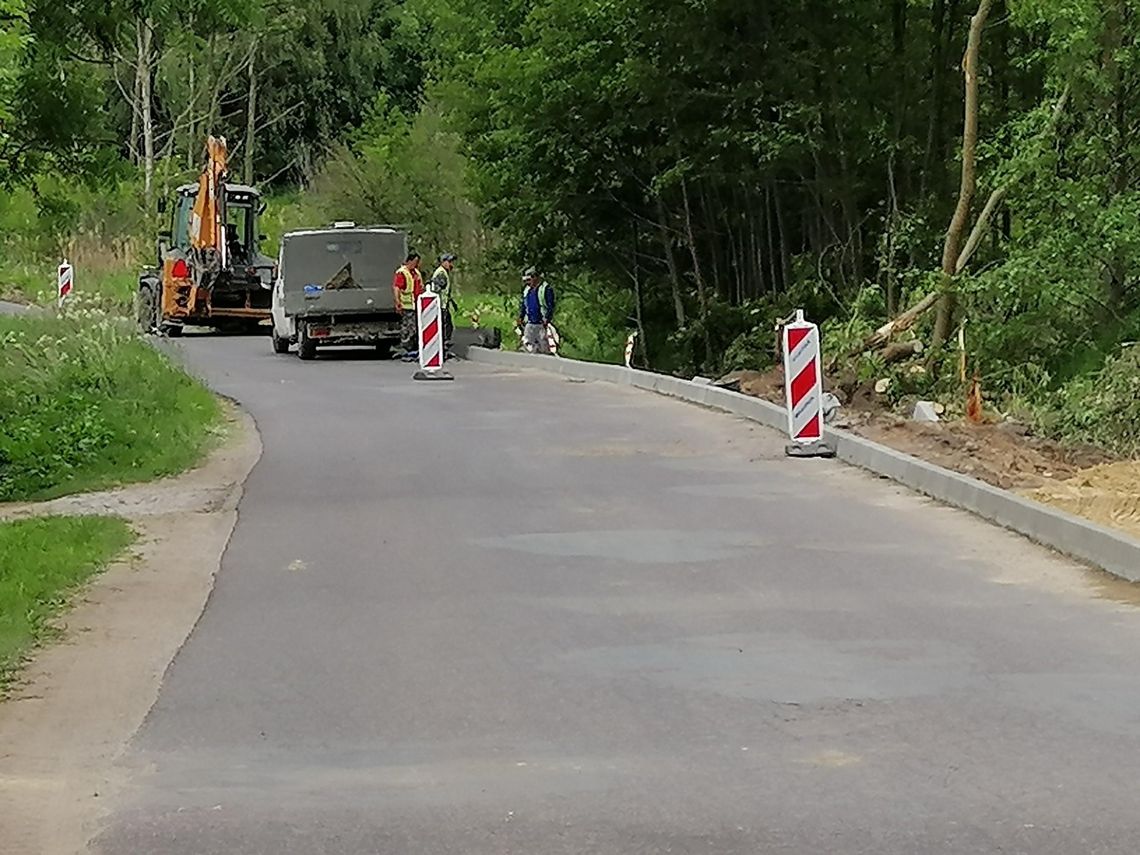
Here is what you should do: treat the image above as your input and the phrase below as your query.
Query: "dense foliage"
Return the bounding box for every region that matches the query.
[4,0,1140,451]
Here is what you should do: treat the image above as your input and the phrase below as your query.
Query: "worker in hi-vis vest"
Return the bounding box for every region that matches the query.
[429,252,457,358]
[392,251,425,359]
[517,266,555,354]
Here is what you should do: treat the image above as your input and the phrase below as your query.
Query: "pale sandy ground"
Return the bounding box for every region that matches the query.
[0,404,261,855]
[1026,461,1140,542]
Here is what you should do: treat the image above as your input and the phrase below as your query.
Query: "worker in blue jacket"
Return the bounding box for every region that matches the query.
[517,266,555,353]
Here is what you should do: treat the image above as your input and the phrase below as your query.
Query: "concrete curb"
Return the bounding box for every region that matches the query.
[463,346,1140,583]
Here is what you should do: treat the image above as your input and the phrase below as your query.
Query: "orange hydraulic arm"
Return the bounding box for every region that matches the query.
[186,135,228,313]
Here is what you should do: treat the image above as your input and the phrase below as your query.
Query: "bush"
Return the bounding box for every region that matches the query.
[0,303,222,501]
[1043,344,1140,456]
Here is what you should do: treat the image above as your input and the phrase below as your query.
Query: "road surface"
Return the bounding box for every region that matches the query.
[95,336,1140,854]
[0,300,31,315]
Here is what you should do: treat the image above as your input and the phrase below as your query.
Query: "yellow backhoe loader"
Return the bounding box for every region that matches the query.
[137,136,276,335]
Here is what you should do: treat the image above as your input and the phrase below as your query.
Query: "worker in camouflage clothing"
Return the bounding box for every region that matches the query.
[429,252,457,359]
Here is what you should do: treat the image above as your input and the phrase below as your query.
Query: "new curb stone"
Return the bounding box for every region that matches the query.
[462,346,1140,584]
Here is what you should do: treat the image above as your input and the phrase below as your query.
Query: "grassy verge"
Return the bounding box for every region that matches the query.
[1,259,137,312]
[0,306,222,502]
[0,516,135,684]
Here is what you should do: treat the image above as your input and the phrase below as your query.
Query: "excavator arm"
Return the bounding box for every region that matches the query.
[187,136,228,311]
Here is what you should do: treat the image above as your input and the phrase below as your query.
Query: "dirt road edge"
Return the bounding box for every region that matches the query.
[0,404,262,855]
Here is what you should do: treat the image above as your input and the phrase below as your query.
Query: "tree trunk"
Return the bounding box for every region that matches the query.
[1103,0,1129,314]
[129,52,142,164]
[681,178,712,366]
[138,17,155,208]
[882,339,925,364]
[632,223,649,368]
[757,184,771,297]
[933,0,994,346]
[187,51,196,169]
[244,39,259,184]
[774,187,792,291]
[655,196,687,328]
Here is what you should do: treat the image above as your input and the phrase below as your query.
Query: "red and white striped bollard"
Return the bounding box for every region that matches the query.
[782,309,834,458]
[414,292,454,381]
[58,259,73,309]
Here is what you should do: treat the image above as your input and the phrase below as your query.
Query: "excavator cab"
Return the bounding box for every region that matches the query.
[137,136,275,336]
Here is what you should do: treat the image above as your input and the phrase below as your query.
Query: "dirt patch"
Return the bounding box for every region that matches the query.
[717,367,1139,530]
[852,417,1111,491]
[0,403,261,855]
[1025,462,1140,541]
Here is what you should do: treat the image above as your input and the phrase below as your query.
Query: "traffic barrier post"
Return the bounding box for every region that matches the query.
[57,259,73,309]
[413,292,454,381]
[781,309,834,458]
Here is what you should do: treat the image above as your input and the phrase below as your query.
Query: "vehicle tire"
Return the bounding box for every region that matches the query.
[163,324,183,338]
[297,324,317,360]
[272,329,291,354]
[136,285,158,334]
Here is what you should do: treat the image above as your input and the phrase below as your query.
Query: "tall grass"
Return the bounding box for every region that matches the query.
[0,301,222,501]
[0,515,135,684]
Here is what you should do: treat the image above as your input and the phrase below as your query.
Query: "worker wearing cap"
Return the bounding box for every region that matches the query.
[517,267,555,354]
[429,253,457,358]
[393,251,424,359]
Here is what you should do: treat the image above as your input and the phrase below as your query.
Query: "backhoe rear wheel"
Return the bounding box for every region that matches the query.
[136,285,158,334]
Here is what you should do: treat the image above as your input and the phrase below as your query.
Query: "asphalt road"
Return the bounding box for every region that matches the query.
[0,300,30,315]
[95,335,1140,854]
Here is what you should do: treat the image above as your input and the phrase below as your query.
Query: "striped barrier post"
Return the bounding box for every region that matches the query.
[781,309,834,458]
[624,331,638,368]
[546,322,560,356]
[57,259,73,309]
[413,292,454,381]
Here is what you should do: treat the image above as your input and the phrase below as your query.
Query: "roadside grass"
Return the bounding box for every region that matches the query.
[0,258,137,313]
[0,305,222,502]
[0,515,135,685]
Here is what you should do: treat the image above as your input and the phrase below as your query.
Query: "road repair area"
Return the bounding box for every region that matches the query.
[1,334,1110,855]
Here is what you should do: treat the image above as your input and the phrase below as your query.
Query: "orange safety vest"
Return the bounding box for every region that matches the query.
[395,266,420,309]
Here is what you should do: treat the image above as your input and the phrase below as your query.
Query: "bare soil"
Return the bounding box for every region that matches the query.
[718,368,1138,538]
[0,403,261,855]
[1026,462,1140,542]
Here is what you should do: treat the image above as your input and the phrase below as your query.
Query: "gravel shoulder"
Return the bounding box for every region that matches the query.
[0,403,261,855]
